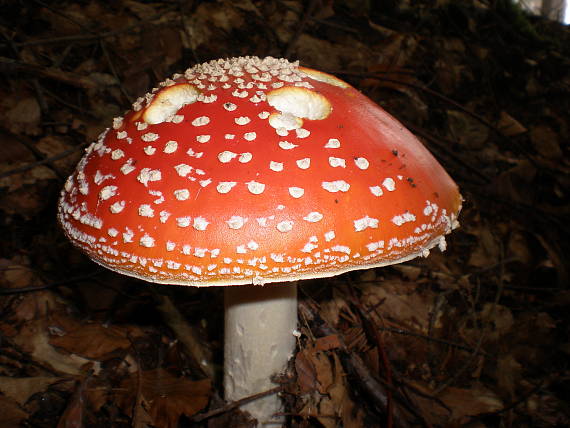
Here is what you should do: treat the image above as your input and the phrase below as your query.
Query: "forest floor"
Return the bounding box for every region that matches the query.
[0,1,569,427]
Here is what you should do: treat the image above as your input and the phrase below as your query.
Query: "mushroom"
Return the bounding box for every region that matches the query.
[58,56,462,425]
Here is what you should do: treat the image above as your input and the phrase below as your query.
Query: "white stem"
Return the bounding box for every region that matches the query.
[224,282,298,426]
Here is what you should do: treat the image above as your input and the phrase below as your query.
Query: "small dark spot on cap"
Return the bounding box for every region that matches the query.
[433,192,440,198]
[392,149,398,156]
[334,199,339,203]
[407,177,416,187]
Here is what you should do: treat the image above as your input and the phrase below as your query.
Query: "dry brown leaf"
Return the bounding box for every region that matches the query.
[132,394,154,428]
[480,303,514,340]
[314,334,342,352]
[268,0,303,45]
[7,291,60,324]
[295,347,317,394]
[467,225,501,268]
[49,321,135,359]
[0,162,57,192]
[439,383,503,421]
[362,279,434,332]
[40,4,93,35]
[299,353,351,428]
[119,369,211,428]
[458,303,515,347]
[316,397,338,428]
[392,264,423,281]
[413,382,503,425]
[530,124,563,159]
[56,381,85,428]
[122,0,158,19]
[5,97,41,135]
[296,343,339,403]
[186,1,246,51]
[0,129,35,163]
[435,59,465,94]
[12,319,97,376]
[492,159,537,205]
[361,35,420,89]
[447,109,490,150]
[0,395,28,428]
[507,230,533,264]
[0,267,63,323]
[0,376,63,406]
[0,185,56,219]
[313,352,334,395]
[296,33,373,71]
[329,353,364,428]
[2,263,36,289]
[319,289,351,327]
[83,381,110,414]
[157,27,183,69]
[496,354,522,398]
[408,381,452,425]
[298,350,357,428]
[535,312,557,330]
[444,37,467,53]
[498,111,527,137]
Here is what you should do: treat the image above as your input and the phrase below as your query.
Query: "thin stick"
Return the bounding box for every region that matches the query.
[191,386,284,422]
[0,142,88,180]
[283,0,319,58]
[0,56,98,89]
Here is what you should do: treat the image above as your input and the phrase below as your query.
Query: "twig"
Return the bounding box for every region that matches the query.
[191,386,284,422]
[369,313,396,428]
[0,129,65,180]
[0,56,98,89]
[347,353,412,428]
[32,0,96,34]
[362,313,491,357]
[337,71,502,135]
[403,121,492,184]
[433,244,506,395]
[3,11,177,48]
[0,141,88,180]
[177,0,200,64]
[127,331,153,427]
[338,71,539,165]
[310,17,360,34]
[0,337,62,376]
[299,299,417,428]
[349,284,438,428]
[42,87,96,116]
[100,40,132,103]
[0,269,104,294]
[1,32,50,117]
[283,0,319,58]
[153,291,214,379]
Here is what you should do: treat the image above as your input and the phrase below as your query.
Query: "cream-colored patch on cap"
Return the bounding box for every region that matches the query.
[143,84,200,125]
[267,87,331,120]
[299,67,350,88]
[268,112,303,131]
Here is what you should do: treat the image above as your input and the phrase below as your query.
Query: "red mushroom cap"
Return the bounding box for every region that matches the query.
[58,56,462,286]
